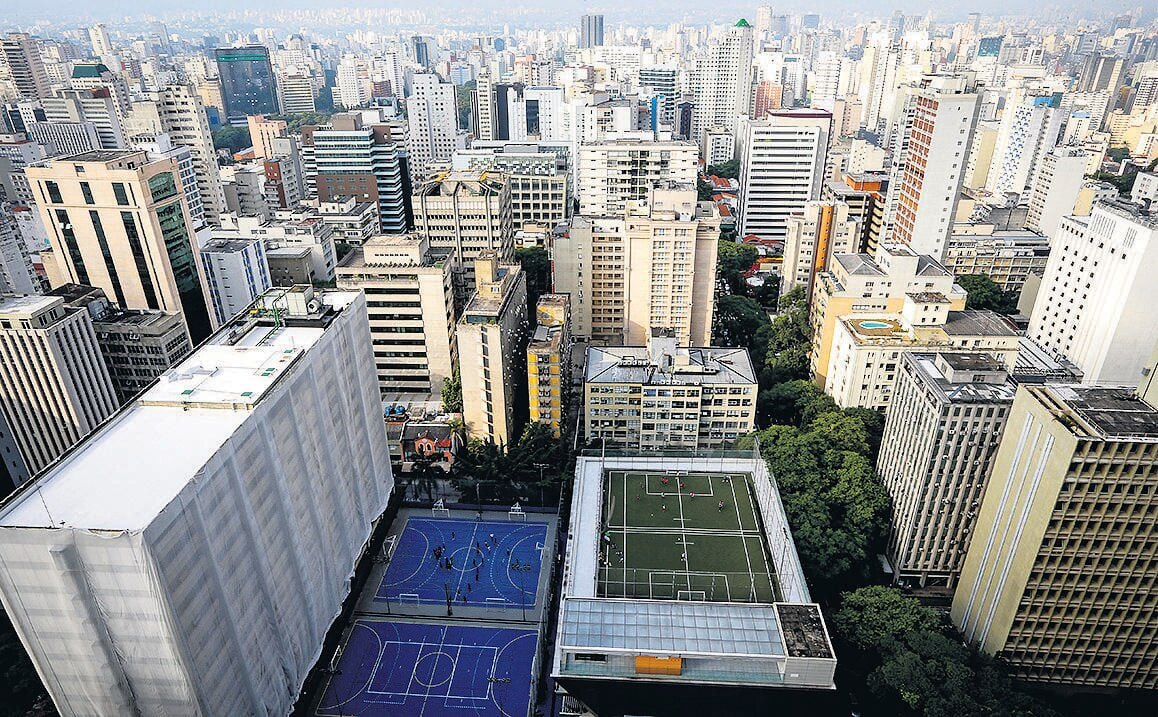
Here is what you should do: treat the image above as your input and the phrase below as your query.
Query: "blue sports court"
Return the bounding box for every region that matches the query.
[376,518,548,610]
[315,620,537,717]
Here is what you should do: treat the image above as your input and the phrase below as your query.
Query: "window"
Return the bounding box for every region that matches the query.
[148,172,179,203]
[80,182,95,204]
[44,181,62,204]
[113,182,130,206]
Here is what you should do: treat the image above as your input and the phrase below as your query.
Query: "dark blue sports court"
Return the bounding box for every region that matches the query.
[315,620,537,717]
[376,518,547,610]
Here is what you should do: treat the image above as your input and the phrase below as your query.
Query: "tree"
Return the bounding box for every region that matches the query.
[958,274,1018,314]
[832,586,939,653]
[713,294,768,349]
[273,111,332,132]
[868,631,982,716]
[760,287,812,386]
[716,239,758,294]
[211,125,251,153]
[514,246,551,315]
[441,369,462,413]
[706,158,740,179]
[697,177,715,202]
[455,81,475,130]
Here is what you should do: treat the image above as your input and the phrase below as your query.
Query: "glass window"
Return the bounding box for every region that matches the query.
[80,182,94,205]
[113,182,130,206]
[44,181,62,204]
[148,172,179,203]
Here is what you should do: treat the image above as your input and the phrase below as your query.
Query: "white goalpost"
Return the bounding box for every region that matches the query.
[508,502,527,521]
[432,498,450,518]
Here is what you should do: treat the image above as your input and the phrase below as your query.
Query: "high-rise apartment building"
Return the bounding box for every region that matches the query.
[0,294,118,488]
[527,294,571,437]
[302,113,412,233]
[336,234,457,395]
[214,45,278,124]
[198,238,273,325]
[47,283,192,404]
[781,201,860,297]
[884,76,981,260]
[126,86,227,226]
[453,142,570,230]
[583,330,758,449]
[809,244,966,390]
[246,114,287,159]
[953,384,1158,689]
[877,352,1016,590]
[407,72,461,180]
[985,95,1063,198]
[1024,147,1091,239]
[737,110,832,242]
[1028,202,1158,385]
[576,139,698,216]
[472,67,496,141]
[689,20,754,142]
[942,228,1050,293]
[555,184,719,347]
[41,90,125,150]
[26,150,215,342]
[579,15,605,49]
[0,33,51,101]
[458,255,529,445]
[412,170,513,295]
[0,287,393,713]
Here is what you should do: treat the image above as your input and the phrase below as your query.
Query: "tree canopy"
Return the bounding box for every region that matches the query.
[211,125,251,153]
[958,274,1018,314]
[451,422,568,507]
[706,158,740,179]
[514,246,551,317]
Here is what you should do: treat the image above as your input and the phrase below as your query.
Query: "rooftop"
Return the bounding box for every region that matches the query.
[0,290,359,531]
[941,310,1018,338]
[201,238,261,253]
[0,294,62,318]
[908,353,1017,404]
[586,346,757,385]
[1041,385,1158,442]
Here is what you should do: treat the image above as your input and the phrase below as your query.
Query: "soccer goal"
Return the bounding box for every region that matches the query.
[508,502,527,521]
[676,590,707,602]
[432,499,451,518]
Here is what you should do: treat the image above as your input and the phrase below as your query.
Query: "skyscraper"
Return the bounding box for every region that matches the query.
[953,384,1158,689]
[0,287,393,713]
[26,150,216,342]
[576,138,698,216]
[301,113,412,234]
[407,72,460,180]
[0,33,51,100]
[579,15,605,49]
[0,294,118,488]
[1027,201,1158,385]
[458,255,529,445]
[883,75,980,260]
[877,352,1016,590]
[689,20,754,142]
[737,109,832,242]
[214,45,279,124]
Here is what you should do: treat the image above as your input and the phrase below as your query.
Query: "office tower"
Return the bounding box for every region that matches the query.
[41,90,125,150]
[473,67,496,141]
[411,35,431,69]
[0,294,118,484]
[453,142,570,230]
[737,109,832,242]
[336,234,457,395]
[674,100,694,140]
[953,384,1158,689]
[583,331,758,449]
[877,353,1016,590]
[528,294,570,437]
[689,20,754,142]
[301,113,412,234]
[809,244,966,390]
[25,120,102,157]
[127,86,227,227]
[802,13,821,29]
[336,54,370,109]
[407,73,460,180]
[986,96,1063,198]
[1078,54,1126,93]
[26,150,215,342]
[87,24,114,62]
[0,33,51,101]
[884,76,981,260]
[276,71,317,113]
[68,63,131,116]
[824,298,1019,410]
[638,66,678,125]
[198,238,272,325]
[576,139,698,216]
[1025,147,1091,239]
[412,170,513,295]
[781,201,860,297]
[556,184,720,347]
[457,255,529,445]
[579,15,605,49]
[1028,202,1158,385]
[214,45,279,124]
[246,114,287,159]
[941,230,1050,293]
[0,287,393,713]
[46,283,192,404]
[0,212,38,294]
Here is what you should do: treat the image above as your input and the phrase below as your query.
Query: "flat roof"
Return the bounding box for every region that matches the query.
[586,346,756,385]
[0,294,60,316]
[0,294,357,531]
[1044,385,1158,441]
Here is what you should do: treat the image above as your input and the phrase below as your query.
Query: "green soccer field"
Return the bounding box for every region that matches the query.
[598,470,780,603]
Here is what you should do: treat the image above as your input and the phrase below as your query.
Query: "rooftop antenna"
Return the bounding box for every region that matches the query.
[37,488,58,525]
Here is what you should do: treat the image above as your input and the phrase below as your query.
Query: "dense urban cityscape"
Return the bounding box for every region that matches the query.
[0,3,1155,716]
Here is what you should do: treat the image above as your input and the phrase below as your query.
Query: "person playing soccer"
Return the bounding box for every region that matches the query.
[718,500,725,511]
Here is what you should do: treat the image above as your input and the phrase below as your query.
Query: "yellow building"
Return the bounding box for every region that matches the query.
[952,384,1158,689]
[527,294,571,437]
[809,244,966,389]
